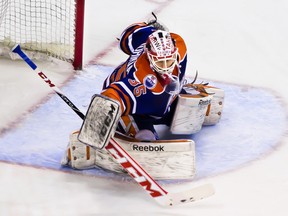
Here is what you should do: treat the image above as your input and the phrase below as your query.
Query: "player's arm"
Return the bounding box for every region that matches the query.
[119,23,155,55]
[101,81,136,116]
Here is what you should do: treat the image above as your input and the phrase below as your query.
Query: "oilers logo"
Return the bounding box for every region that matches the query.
[144,74,157,89]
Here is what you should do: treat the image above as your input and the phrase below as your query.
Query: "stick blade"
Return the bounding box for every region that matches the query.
[168,184,215,206]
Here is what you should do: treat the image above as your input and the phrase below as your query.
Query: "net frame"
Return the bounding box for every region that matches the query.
[0,0,85,70]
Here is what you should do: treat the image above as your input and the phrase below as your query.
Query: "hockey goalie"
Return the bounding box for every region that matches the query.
[61,16,224,180]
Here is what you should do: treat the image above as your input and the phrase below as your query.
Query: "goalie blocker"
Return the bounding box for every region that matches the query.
[78,94,121,149]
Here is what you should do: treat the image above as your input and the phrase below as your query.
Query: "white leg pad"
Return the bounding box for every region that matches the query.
[203,87,225,125]
[62,131,196,180]
[61,131,96,169]
[170,94,213,134]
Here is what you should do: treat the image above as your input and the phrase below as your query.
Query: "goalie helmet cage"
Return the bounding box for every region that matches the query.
[0,0,85,70]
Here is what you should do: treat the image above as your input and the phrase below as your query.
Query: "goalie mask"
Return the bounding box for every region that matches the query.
[146,30,180,94]
[146,30,178,76]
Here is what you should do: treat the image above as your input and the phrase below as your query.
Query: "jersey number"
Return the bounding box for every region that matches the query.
[128,79,146,97]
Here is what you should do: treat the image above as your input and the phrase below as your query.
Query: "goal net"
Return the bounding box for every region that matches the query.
[0,0,84,69]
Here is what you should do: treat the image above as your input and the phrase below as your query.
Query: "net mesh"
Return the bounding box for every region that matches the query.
[0,0,76,62]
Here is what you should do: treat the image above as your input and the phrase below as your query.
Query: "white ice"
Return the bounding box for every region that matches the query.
[1,0,288,215]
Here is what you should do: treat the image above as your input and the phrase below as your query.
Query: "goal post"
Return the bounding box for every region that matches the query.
[0,0,85,70]
[74,0,85,70]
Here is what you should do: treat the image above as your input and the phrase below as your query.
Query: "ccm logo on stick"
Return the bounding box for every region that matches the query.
[38,72,55,87]
[106,142,165,198]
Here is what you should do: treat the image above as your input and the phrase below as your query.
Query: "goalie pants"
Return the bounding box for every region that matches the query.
[117,97,179,139]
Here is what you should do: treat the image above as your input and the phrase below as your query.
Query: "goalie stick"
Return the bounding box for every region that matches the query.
[12,44,215,206]
[11,45,85,120]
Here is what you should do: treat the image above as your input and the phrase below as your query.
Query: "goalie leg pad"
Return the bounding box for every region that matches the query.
[62,131,196,180]
[170,94,212,134]
[78,94,121,149]
[61,131,97,169]
[203,87,225,125]
[61,131,124,172]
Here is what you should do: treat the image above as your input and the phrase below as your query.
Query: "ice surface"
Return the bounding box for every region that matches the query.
[0,0,288,215]
[0,65,286,184]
